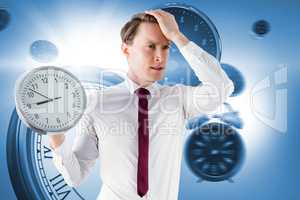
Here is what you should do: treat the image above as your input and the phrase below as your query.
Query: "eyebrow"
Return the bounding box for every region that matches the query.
[146,40,171,46]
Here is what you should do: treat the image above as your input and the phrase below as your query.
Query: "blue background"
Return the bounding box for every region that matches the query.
[1,0,300,199]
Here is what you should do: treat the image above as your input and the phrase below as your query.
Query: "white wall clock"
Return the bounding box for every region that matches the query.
[15,66,87,134]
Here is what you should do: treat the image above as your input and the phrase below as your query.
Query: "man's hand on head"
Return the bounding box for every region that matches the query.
[145,9,189,48]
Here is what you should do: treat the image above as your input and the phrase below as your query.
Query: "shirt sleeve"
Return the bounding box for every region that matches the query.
[50,89,100,187]
[178,41,234,120]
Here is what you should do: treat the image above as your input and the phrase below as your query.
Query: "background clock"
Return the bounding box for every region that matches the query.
[30,40,59,63]
[15,66,87,134]
[0,7,10,32]
[185,102,245,182]
[185,122,245,182]
[157,2,222,86]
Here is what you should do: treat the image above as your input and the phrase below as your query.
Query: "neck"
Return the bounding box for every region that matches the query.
[127,70,154,87]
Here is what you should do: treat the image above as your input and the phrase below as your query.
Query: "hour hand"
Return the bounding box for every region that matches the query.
[35,97,62,105]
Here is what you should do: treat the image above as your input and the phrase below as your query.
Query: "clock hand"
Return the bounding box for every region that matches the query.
[29,88,51,100]
[35,97,62,105]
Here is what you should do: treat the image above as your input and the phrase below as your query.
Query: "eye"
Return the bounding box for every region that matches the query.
[162,45,170,50]
[148,44,155,49]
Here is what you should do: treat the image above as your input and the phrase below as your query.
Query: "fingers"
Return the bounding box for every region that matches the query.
[145,9,170,17]
[145,9,162,21]
[145,10,164,26]
[145,9,174,19]
[144,8,180,41]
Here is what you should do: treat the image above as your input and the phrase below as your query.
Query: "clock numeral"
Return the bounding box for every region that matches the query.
[180,16,184,23]
[43,145,52,159]
[26,103,31,109]
[42,77,48,84]
[27,91,34,98]
[49,174,71,200]
[201,39,207,46]
[194,24,199,32]
[32,83,38,90]
[73,111,79,116]
[72,92,76,98]
[46,117,49,124]
[34,113,39,119]
[56,117,61,123]
[65,83,69,89]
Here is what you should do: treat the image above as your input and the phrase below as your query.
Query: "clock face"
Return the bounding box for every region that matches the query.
[15,66,86,134]
[185,122,245,182]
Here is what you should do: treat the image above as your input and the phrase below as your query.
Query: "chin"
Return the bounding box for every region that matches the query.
[149,74,164,81]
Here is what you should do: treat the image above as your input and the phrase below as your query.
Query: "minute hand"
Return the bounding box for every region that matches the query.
[29,88,51,100]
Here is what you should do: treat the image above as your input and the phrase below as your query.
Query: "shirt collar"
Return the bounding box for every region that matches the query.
[124,74,160,98]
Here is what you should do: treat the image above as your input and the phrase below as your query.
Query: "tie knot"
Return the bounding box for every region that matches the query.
[135,88,150,98]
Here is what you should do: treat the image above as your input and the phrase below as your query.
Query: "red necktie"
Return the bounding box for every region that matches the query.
[135,88,150,197]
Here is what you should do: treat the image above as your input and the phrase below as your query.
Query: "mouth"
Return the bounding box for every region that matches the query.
[150,65,164,71]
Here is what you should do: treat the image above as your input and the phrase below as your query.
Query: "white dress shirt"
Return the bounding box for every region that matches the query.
[51,41,234,200]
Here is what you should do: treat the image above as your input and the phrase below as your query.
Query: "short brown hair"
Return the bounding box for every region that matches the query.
[120,13,158,45]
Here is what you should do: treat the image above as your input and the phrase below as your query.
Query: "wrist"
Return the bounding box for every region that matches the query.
[49,133,65,149]
[170,32,189,48]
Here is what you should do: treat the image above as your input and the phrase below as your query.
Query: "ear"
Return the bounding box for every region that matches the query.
[121,42,130,57]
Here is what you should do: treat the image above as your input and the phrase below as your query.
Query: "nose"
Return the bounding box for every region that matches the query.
[155,56,161,62]
[154,50,163,62]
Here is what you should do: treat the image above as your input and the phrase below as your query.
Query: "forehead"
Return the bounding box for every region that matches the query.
[133,22,169,44]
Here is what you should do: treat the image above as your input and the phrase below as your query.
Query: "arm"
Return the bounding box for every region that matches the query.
[49,89,99,187]
[145,9,234,119]
[49,133,66,149]
[178,40,234,119]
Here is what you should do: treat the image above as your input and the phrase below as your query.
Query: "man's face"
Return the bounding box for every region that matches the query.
[122,22,170,84]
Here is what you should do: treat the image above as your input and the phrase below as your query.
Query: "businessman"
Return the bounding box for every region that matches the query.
[49,9,234,200]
